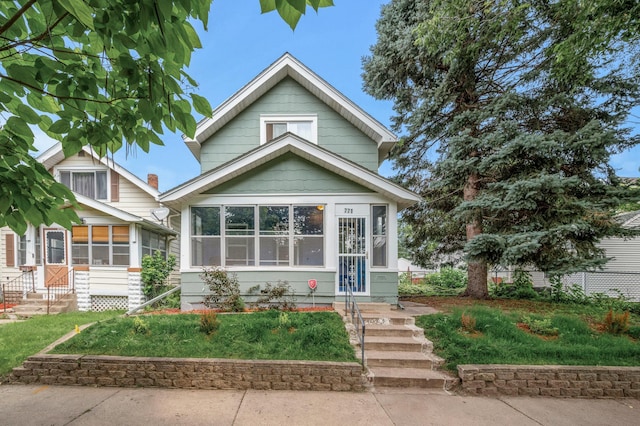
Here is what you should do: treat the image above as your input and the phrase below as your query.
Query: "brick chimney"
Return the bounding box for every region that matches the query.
[147,173,159,190]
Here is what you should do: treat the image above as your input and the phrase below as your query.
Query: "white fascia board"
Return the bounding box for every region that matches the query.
[75,194,176,234]
[160,135,420,210]
[189,53,396,155]
[75,194,142,222]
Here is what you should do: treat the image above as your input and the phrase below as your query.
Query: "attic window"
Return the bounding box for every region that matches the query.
[60,170,108,200]
[260,115,317,145]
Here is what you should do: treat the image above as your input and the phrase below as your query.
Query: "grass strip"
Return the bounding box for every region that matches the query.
[50,310,357,363]
[0,310,122,377]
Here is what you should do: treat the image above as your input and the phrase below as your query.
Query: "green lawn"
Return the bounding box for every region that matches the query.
[50,310,357,363]
[0,310,122,377]
[417,305,640,371]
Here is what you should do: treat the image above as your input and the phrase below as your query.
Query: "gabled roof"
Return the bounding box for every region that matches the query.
[37,143,159,198]
[184,53,397,165]
[161,133,420,210]
[74,194,176,235]
[620,210,640,229]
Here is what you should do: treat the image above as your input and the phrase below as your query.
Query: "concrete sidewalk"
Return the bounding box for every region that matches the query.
[1,385,638,426]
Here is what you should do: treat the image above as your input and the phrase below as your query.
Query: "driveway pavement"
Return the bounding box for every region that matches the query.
[1,385,638,426]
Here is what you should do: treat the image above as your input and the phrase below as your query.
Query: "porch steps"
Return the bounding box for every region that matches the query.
[339,303,458,391]
[12,294,77,317]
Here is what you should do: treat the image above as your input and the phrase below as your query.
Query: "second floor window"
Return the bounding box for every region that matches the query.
[260,115,317,144]
[60,170,107,200]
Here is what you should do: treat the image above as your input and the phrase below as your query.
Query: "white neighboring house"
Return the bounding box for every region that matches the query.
[0,144,179,311]
[524,210,640,301]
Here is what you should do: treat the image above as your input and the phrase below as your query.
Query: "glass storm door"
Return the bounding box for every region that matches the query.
[44,229,68,286]
[338,217,367,294]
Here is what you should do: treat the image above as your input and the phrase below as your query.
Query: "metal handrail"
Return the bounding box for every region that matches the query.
[125,285,181,316]
[2,270,35,313]
[344,284,366,369]
[46,268,75,314]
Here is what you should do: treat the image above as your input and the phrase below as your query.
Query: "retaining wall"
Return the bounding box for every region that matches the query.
[10,354,366,392]
[458,364,640,398]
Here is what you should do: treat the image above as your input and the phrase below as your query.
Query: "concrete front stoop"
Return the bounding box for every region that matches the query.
[337,302,459,391]
[11,293,77,317]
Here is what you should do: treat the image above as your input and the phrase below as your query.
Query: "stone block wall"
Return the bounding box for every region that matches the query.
[10,354,366,392]
[458,364,640,398]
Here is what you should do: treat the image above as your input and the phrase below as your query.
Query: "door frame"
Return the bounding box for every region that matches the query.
[335,204,370,296]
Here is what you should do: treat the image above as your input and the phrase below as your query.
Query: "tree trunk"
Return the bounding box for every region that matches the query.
[462,171,489,299]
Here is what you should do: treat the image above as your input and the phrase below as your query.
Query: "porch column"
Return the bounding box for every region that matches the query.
[128,267,145,311]
[75,266,91,311]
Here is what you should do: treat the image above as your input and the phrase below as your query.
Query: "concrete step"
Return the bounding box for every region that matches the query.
[333,302,393,313]
[365,324,424,339]
[363,336,428,352]
[360,312,416,326]
[365,350,443,369]
[367,367,458,389]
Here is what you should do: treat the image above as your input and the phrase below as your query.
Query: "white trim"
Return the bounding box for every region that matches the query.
[160,135,420,210]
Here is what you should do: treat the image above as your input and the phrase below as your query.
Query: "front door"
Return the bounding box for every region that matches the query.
[44,229,68,286]
[338,214,368,294]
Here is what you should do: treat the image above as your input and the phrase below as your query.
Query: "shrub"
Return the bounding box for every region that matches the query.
[201,267,245,312]
[141,251,178,308]
[250,281,297,311]
[424,267,467,289]
[491,270,539,300]
[199,311,220,335]
[604,309,630,335]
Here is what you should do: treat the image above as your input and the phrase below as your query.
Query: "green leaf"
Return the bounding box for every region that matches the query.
[57,0,95,30]
[49,120,70,134]
[17,104,41,124]
[5,116,34,139]
[260,0,276,13]
[191,93,212,117]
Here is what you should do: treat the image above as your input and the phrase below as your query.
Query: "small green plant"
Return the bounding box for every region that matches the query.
[201,267,245,312]
[521,314,558,336]
[460,312,477,333]
[604,309,630,335]
[199,311,220,335]
[132,316,150,335]
[141,251,178,308]
[278,311,291,328]
[251,281,297,311]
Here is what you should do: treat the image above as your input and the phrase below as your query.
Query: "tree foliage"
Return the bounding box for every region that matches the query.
[0,0,333,235]
[363,0,640,298]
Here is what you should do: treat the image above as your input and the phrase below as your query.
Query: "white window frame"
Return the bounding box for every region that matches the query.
[259,114,318,145]
[56,166,110,200]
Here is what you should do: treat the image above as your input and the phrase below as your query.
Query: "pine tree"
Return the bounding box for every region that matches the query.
[363,0,640,298]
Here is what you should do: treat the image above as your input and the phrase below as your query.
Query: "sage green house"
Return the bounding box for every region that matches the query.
[160,54,420,309]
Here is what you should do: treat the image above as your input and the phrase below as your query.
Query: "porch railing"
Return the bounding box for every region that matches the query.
[46,268,75,314]
[344,284,366,369]
[2,270,36,313]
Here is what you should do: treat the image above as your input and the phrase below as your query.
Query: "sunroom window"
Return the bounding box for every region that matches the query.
[190,205,324,268]
[371,205,388,267]
[71,225,129,266]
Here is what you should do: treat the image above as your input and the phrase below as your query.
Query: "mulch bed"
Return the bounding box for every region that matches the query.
[145,306,334,315]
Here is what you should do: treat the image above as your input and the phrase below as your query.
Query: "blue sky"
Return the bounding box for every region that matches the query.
[35,0,640,191]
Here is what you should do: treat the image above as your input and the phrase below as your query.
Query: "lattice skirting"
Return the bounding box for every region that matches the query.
[91,296,129,311]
